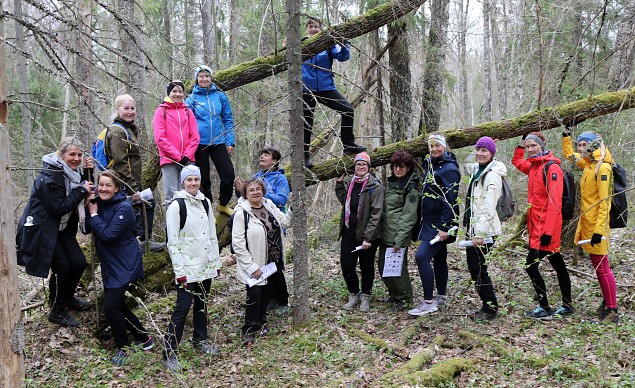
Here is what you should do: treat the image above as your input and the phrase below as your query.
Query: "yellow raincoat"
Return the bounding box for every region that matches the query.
[562,136,612,255]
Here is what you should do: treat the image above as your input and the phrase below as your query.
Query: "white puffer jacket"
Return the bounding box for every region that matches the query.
[464,159,507,238]
[166,190,221,283]
[232,197,291,285]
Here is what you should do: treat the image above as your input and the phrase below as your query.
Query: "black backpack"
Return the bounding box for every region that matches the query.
[496,176,516,222]
[601,162,628,228]
[542,161,576,220]
[175,197,210,230]
[227,211,250,254]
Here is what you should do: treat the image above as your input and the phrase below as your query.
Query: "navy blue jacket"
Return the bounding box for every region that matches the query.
[302,43,350,92]
[86,190,143,288]
[17,161,89,277]
[418,152,461,241]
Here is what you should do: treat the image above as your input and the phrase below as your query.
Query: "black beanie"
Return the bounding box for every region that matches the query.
[167,80,185,96]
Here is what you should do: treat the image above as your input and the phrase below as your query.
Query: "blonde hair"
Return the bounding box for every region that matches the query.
[57,136,84,155]
[115,94,135,110]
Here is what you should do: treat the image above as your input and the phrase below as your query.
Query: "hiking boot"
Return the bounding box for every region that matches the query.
[304,158,314,169]
[193,339,218,355]
[163,352,181,373]
[343,144,367,155]
[434,295,447,309]
[110,349,129,367]
[140,240,166,252]
[67,297,91,311]
[470,309,497,323]
[342,293,360,310]
[390,302,406,312]
[524,306,553,320]
[591,308,619,324]
[242,334,255,347]
[267,299,279,313]
[359,293,371,312]
[133,336,155,351]
[407,301,438,317]
[596,300,606,317]
[217,204,234,216]
[552,305,575,319]
[48,308,80,328]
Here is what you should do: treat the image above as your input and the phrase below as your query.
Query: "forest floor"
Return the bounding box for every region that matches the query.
[19,225,635,387]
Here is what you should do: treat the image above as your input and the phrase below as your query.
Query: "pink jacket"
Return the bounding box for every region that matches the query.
[153,99,200,166]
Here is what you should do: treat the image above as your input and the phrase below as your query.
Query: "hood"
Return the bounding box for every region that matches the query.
[97,189,128,208]
[173,189,206,201]
[42,152,65,170]
[192,83,221,95]
[158,98,186,109]
[428,151,459,169]
[388,170,419,189]
[585,146,614,165]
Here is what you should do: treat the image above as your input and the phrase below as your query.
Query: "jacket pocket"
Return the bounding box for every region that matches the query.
[18,224,43,257]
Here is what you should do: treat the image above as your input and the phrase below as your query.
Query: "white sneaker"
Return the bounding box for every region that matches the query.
[434,295,447,309]
[408,301,438,316]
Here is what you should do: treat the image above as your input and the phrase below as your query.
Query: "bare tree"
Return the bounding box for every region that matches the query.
[607,1,635,91]
[75,0,95,147]
[201,0,214,67]
[388,19,412,141]
[481,0,492,121]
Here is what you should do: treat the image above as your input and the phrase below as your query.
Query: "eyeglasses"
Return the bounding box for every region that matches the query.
[248,187,263,193]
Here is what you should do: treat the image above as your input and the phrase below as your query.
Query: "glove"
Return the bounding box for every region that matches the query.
[562,130,571,138]
[539,234,552,247]
[590,233,603,247]
[179,156,190,165]
[521,133,528,140]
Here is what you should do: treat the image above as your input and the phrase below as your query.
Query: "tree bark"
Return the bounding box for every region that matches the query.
[607,1,635,91]
[200,0,214,67]
[0,0,26,380]
[75,0,95,149]
[286,0,310,325]
[211,0,426,91]
[456,0,470,126]
[388,19,412,141]
[482,0,492,121]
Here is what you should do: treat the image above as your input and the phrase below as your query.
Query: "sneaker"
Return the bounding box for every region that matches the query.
[162,353,181,373]
[591,308,619,324]
[110,349,129,367]
[67,297,91,311]
[407,301,438,316]
[434,295,447,309]
[470,309,497,322]
[525,306,553,320]
[552,305,575,319]
[343,144,367,155]
[48,309,80,328]
[193,339,218,355]
[359,293,371,312]
[242,334,255,347]
[342,293,360,310]
[134,336,155,351]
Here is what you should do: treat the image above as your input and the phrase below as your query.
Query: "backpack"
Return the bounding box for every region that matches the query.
[175,197,210,230]
[227,211,249,254]
[600,162,628,228]
[496,176,516,221]
[92,123,130,171]
[542,161,576,220]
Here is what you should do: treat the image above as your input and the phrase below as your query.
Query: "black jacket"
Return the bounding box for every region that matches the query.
[16,161,89,277]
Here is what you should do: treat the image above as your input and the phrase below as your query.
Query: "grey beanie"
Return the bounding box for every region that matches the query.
[180,165,201,187]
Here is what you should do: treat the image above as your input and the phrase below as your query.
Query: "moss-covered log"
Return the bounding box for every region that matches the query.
[379,335,445,383]
[399,357,475,387]
[211,0,426,91]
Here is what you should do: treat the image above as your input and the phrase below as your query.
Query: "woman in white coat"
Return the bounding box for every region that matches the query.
[162,165,222,372]
[232,178,291,346]
[463,136,506,322]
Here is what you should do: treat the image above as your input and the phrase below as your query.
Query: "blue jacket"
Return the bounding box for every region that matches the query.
[185,84,235,146]
[418,152,461,241]
[302,43,350,92]
[253,168,290,211]
[86,190,144,288]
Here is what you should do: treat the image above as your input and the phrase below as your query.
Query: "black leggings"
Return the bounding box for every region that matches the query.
[103,286,150,349]
[195,144,235,206]
[525,249,572,308]
[303,89,355,153]
[49,227,87,309]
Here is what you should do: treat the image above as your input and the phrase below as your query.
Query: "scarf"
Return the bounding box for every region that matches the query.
[42,152,86,231]
[344,173,370,228]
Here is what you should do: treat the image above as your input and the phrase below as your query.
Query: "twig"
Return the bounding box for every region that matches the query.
[568,266,635,287]
[21,301,44,312]
[23,274,50,305]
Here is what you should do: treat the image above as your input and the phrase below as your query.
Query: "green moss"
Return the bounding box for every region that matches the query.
[402,357,475,386]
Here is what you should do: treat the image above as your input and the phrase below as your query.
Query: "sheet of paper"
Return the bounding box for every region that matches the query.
[382,248,405,278]
[246,262,278,287]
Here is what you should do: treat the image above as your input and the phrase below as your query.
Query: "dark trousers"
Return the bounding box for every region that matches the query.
[414,240,448,300]
[525,249,572,308]
[103,286,150,349]
[195,144,235,206]
[340,232,377,295]
[243,283,271,336]
[378,244,413,305]
[133,199,156,242]
[49,227,87,309]
[303,89,355,154]
[269,261,289,306]
[466,242,498,313]
[164,279,211,356]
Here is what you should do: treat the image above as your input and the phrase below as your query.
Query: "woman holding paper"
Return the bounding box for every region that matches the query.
[232,178,291,346]
[562,129,618,323]
[378,151,420,312]
[408,133,460,317]
[462,136,505,322]
[335,152,384,313]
